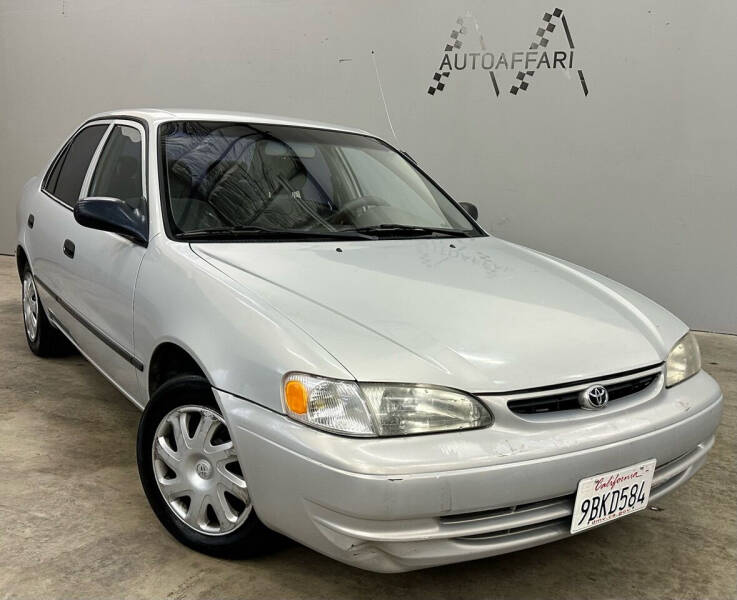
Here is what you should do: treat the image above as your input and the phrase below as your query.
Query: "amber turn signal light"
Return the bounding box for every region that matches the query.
[285,380,308,414]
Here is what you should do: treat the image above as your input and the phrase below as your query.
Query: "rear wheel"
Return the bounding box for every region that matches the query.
[21,265,68,357]
[137,375,275,557]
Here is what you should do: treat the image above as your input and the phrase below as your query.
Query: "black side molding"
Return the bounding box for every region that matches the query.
[34,276,144,371]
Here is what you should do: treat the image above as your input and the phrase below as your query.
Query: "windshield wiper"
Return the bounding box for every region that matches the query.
[350,224,472,238]
[176,225,375,241]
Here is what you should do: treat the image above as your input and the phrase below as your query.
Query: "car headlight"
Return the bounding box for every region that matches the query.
[665,332,701,388]
[282,373,492,437]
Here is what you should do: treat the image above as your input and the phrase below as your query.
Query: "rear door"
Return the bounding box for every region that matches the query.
[32,122,109,331]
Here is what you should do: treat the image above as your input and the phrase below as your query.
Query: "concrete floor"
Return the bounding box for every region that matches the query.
[0,254,734,600]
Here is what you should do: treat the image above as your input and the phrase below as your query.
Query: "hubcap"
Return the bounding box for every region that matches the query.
[22,273,39,342]
[152,405,252,536]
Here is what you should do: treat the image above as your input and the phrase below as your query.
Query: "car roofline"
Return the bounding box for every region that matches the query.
[84,108,375,138]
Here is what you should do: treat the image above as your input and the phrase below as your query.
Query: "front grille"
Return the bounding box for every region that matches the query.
[508,373,658,414]
[506,366,661,415]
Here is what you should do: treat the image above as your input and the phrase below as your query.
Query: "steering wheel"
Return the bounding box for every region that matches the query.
[328,195,389,223]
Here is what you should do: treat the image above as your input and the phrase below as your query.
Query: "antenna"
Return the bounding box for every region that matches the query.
[370,50,400,144]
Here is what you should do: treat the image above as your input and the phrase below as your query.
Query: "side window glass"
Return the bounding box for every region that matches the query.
[47,125,107,207]
[89,125,144,209]
[45,146,70,194]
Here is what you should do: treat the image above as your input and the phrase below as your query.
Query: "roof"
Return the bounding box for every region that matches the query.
[86,108,373,137]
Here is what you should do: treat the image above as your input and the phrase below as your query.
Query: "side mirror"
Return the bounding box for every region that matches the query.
[74,197,147,246]
[459,202,479,220]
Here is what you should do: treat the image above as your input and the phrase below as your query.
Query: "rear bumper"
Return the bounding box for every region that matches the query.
[216,371,723,572]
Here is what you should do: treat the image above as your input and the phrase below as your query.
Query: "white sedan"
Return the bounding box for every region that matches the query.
[16,109,722,572]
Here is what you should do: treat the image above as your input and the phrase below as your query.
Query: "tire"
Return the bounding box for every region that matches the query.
[137,375,275,558]
[21,264,70,357]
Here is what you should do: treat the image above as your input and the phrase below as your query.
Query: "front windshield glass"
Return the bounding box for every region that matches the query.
[159,121,482,240]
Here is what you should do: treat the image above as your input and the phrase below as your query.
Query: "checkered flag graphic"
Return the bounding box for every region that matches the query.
[427,9,586,98]
[510,8,565,95]
[427,16,467,95]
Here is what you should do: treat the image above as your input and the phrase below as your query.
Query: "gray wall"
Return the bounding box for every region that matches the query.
[1,0,735,333]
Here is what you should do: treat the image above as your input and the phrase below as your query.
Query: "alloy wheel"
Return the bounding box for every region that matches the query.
[152,405,252,536]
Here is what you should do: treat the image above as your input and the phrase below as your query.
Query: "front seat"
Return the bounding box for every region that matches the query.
[206,139,310,229]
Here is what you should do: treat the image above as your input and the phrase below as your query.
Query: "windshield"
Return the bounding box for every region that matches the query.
[159,121,482,240]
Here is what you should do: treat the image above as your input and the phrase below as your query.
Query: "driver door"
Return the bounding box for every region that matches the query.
[62,120,149,403]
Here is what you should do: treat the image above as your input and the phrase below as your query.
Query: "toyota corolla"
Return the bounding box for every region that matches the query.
[15,109,722,572]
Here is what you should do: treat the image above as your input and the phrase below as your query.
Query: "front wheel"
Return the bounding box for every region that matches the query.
[137,375,274,558]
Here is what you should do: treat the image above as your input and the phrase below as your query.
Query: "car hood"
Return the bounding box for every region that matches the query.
[191,236,686,392]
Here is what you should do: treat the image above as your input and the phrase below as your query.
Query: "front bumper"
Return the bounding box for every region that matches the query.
[215,370,723,572]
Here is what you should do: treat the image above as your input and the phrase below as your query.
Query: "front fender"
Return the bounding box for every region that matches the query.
[133,236,353,410]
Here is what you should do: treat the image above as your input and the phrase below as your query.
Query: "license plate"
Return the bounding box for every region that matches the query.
[571,459,656,534]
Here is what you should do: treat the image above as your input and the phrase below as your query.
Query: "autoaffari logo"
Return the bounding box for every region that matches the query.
[427,8,588,98]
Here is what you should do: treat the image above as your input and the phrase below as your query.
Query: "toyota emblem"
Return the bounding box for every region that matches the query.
[579,384,609,410]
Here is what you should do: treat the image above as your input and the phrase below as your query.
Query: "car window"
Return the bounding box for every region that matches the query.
[45,145,70,194]
[88,125,144,209]
[46,124,107,207]
[160,121,478,237]
[341,147,449,224]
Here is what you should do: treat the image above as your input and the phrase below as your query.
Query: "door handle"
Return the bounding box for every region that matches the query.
[63,239,75,259]
[27,214,34,228]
